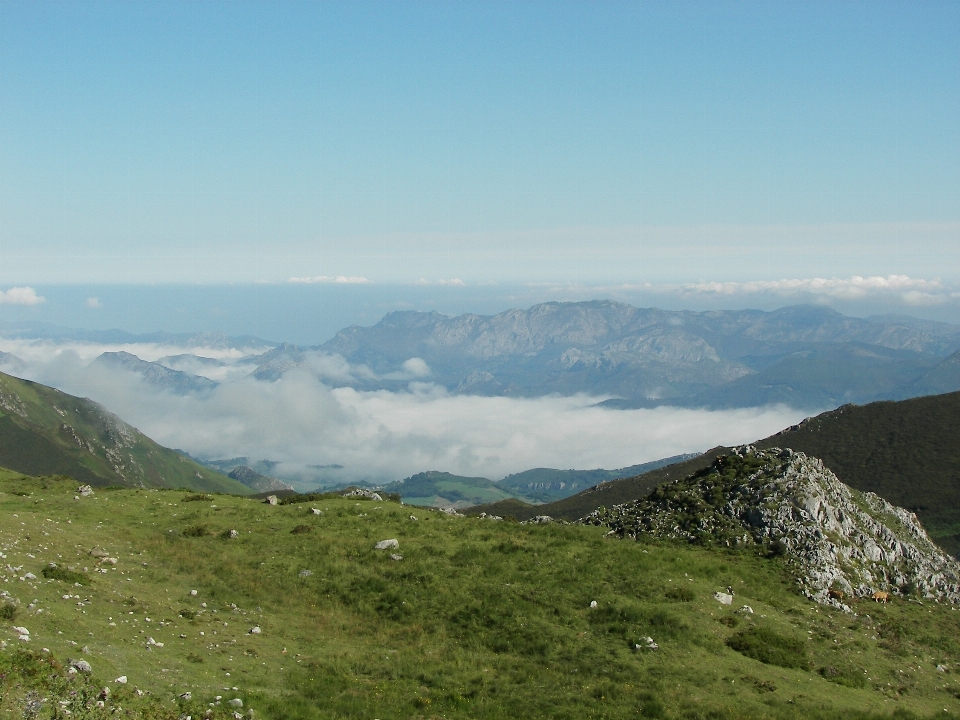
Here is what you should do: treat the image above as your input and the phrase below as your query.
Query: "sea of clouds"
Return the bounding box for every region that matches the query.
[0,338,810,488]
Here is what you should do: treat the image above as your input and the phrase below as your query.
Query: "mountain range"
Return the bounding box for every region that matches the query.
[6,303,957,412]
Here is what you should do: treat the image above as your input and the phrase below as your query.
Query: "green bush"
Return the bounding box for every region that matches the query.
[665,585,695,602]
[0,603,16,621]
[182,524,208,537]
[726,626,808,669]
[819,665,867,688]
[290,524,312,535]
[182,494,213,502]
[41,565,89,585]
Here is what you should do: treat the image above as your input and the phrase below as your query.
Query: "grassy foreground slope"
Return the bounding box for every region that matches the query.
[0,371,249,494]
[3,470,960,719]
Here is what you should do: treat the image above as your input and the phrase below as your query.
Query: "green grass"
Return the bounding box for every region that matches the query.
[3,468,960,719]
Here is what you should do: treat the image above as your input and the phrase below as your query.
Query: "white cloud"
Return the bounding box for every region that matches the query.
[86,297,103,308]
[0,286,44,305]
[288,275,369,284]
[414,278,466,286]
[674,275,942,299]
[13,345,809,486]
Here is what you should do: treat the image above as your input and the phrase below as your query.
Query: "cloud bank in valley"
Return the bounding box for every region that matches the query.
[8,341,811,485]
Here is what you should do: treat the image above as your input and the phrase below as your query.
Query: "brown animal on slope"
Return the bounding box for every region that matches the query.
[828,589,845,602]
[872,591,890,603]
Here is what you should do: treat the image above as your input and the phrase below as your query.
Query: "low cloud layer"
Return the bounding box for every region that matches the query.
[6,341,810,486]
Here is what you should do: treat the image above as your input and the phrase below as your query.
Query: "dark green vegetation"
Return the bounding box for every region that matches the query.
[756,390,960,556]
[4,468,960,719]
[0,371,249,494]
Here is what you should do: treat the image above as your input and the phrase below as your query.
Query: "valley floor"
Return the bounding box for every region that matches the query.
[2,470,960,719]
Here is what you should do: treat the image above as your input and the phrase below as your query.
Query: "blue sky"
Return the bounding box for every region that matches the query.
[1,1,958,287]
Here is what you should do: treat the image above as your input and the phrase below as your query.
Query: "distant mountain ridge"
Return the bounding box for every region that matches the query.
[247,301,960,409]
[0,370,250,494]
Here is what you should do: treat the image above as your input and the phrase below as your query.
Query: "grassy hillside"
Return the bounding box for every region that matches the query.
[756,390,960,556]
[0,371,249,494]
[3,469,960,719]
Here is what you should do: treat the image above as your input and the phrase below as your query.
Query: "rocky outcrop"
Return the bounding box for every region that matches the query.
[583,446,960,607]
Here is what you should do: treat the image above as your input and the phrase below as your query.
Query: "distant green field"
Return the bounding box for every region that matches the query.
[3,468,960,719]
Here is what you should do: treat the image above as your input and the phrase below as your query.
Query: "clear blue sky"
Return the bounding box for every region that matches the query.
[1,1,958,285]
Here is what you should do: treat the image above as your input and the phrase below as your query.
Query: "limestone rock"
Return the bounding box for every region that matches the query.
[583,446,960,607]
[375,539,399,551]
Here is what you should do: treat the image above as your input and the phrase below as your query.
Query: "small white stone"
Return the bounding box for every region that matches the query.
[115,676,128,684]
[249,626,261,635]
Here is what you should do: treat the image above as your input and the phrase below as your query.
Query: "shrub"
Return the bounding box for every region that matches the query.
[182,494,213,503]
[186,653,204,664]
[179,609,196,620]
[726,626,808,669]
[182,525,208,537]
[819,665,867,688]
[290,524,312,535]
[41,566,89,585]
[665,586,695,602]
[0,603,16,621]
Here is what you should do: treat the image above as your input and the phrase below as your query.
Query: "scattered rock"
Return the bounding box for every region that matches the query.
[227,530,239,539]
[115,676,128,684]
[298,570,313,578]
[249,626,261,635]
[228,699,244,708]
[736,605,754,615]
[311,508,322,515]
[77,485,94,497]
[190,590,198,596]
[89,547,109,558]
[179,691,193,701]
[390,554,403,561]
[343,488,383,501]
[714,592,734,606]
[478,512,503,521]
[23,572,36,580]
[264,496,278,506]
[440,507,463,517]
[13,626,29,636]
[409,515,418,521]
[375,539,399,551]
[589,600,598,609]
[71,659,92,673]
[636,636,659,650]
[522,515,554,525]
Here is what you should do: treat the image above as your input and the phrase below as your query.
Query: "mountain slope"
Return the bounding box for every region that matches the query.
[93,351,218,394]
[480,391,960,558]
[0,371,250,494]
[755,390,960,555]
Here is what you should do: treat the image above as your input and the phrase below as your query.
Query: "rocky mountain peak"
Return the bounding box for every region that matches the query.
[583,446,960,608]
